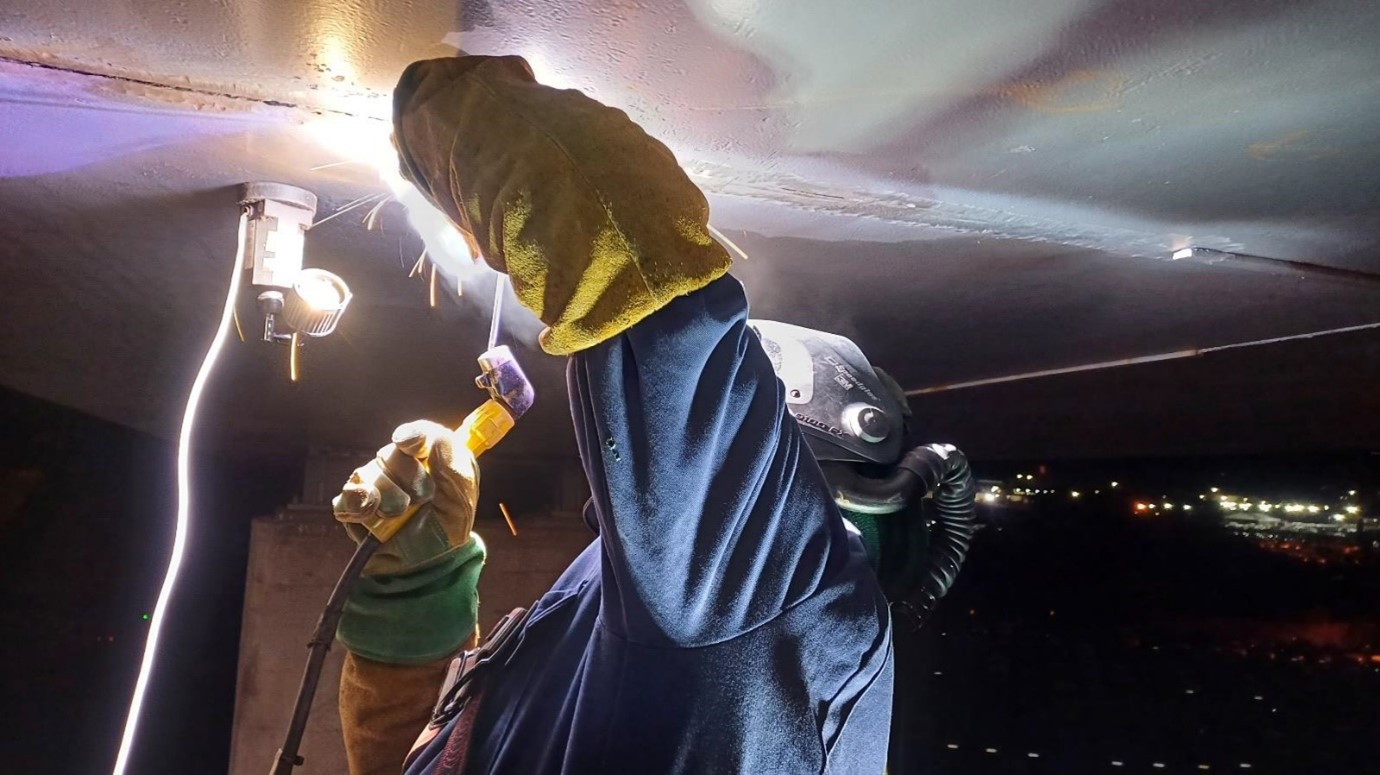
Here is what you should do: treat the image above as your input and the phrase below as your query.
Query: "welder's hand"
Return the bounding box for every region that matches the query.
[332,420,487,665]
[334,419,479,578]
[392,54,732,355]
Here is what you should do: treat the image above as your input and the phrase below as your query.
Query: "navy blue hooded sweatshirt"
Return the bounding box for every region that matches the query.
[405,275,894,774]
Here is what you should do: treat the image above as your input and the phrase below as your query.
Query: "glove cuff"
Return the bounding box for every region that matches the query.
[337,534,487,664]
[537,259,731,355]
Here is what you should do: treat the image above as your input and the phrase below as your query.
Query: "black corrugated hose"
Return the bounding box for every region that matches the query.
[893,444,977,628]
[821,443,977,627]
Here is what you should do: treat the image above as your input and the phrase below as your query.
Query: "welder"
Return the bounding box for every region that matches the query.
[330,53,972,775]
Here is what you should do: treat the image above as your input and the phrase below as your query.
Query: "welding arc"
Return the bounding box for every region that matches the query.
[112,211,250,775]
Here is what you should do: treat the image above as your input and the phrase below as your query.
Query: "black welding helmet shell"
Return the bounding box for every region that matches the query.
[750,320,905,466]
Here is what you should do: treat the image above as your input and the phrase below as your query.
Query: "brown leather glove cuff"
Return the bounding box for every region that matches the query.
[339,634,475,775]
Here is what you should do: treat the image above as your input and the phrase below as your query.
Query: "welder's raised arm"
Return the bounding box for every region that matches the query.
[568,276,857,646]
[392,55,853,647]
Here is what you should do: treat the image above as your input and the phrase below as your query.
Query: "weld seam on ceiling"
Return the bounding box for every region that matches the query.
[0,54,377,121]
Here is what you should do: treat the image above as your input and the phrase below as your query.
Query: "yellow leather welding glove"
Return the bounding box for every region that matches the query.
[392,54,732,355]
[332,420,486,664]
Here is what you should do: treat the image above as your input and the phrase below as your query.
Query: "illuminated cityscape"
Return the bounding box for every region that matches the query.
[977,474,1373,540]
[911,460,1380,773]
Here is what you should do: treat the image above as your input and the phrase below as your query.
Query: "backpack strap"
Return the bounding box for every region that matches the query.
[404,607,530,773]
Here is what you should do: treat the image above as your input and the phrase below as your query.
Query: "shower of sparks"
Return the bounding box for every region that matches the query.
[311,192,388,230]
[362,198,391,231]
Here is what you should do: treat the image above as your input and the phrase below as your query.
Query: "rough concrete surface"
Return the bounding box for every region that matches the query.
[2,0,1378,462]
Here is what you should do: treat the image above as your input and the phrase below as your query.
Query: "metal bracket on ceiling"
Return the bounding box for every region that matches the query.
[238,182,319,288]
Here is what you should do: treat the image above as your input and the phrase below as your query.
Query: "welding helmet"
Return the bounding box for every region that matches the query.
[752,319,976,630]
[749,320,907,467]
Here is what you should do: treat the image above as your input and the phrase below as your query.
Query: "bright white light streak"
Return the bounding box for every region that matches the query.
[707,223,751,262]
[112,211,249,775]
[907,320,1380,395]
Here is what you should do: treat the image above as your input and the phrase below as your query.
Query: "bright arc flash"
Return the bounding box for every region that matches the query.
[112,211,249,775]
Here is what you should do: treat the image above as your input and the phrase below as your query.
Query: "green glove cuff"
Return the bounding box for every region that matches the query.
[337,533,487,664]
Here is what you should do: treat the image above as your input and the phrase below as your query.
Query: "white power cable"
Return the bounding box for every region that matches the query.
[112,209,249,775]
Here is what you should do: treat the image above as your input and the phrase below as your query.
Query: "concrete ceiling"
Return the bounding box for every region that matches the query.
[1,0,1378,461]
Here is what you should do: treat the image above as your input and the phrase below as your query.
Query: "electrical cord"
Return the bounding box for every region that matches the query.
[112,210,250,775]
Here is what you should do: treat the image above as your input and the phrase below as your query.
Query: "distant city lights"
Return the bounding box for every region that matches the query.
[978,474,1368,540]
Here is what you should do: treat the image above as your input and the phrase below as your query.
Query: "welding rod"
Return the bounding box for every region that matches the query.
[488,275,507,350]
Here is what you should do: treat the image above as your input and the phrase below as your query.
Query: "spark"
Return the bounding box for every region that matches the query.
[362,197,392,231]
[308,159,371,171]
[500,502,518,536]
[429,263,438,308]
[409,249,429,278]
[707,223,750,261]
[289,333,300,382]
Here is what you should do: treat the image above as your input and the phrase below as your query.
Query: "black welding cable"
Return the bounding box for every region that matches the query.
[271,534,382,775]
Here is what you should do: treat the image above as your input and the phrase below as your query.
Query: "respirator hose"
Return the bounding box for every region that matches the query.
[896,445,977,625]
[828,444,977,627]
